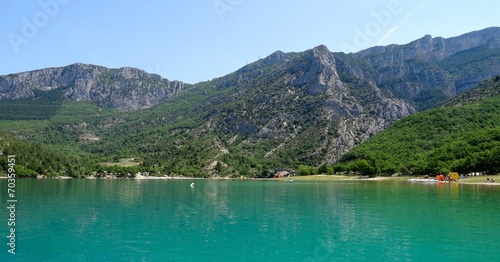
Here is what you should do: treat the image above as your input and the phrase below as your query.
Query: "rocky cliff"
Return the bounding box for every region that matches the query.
[350,27,500,109]
[0,63,187,111]
[356,27,500,63]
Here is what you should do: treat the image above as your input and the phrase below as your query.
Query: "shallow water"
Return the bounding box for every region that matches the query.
[1,179,499,261]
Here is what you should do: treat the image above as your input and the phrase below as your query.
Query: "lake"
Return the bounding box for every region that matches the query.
[1,179,499,261]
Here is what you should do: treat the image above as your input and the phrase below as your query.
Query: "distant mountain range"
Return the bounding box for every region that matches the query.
[0,64,187,111]
[1,27,500,177]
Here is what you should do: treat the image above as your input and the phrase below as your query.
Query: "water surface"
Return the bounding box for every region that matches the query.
[1,179,499,261]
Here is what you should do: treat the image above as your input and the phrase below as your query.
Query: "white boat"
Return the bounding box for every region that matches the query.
[407,179,440,183]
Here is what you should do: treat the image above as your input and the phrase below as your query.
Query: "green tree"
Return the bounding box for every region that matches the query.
[318,164,328,174]
[298,165,310,176]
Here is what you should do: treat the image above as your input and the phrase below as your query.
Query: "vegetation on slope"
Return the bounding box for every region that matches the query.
[0,129,95,177]
[0,88,65,120]
[334,77,500,176]
[0,79,286,177]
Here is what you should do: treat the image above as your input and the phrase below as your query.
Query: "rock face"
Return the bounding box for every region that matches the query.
[352,27,500,108]
[356,27,500,63]
[0,63,187,111]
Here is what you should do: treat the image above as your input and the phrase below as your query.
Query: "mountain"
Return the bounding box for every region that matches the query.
[191,45,415,166]
[337,76,500,176]
[0,63,187,113]
[348,27,500,109]
[1,27,500,177]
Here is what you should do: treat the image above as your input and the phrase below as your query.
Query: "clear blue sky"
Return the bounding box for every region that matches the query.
[1,0,499,84]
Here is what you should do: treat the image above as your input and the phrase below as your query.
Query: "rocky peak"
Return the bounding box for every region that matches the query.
[312,44,330,56]
[406,35,446,61]
[311,45,337,71]
[112,67,155,80]
[262,50,288,66]
[289,45,346,95]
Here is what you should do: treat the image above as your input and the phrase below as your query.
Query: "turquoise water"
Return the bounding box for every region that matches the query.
[1,179,499,261]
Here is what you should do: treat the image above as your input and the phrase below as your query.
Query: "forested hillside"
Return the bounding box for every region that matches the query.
[0,88,65,120]
[335,77,500,176]
[0,129,95,177]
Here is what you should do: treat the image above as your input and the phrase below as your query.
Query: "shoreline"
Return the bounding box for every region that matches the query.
[1,174,499,185]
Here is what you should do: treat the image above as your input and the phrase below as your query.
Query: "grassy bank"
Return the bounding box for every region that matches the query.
[457,175,500,184]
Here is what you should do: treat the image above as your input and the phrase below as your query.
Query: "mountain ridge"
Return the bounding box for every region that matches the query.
[1,27,500,177]
[356,27,500,62]
[347,27,500,109]
[0,63,188,111]
[2,27,500,112]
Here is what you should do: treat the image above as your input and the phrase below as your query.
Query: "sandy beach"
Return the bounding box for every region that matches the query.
[273,174,500,185]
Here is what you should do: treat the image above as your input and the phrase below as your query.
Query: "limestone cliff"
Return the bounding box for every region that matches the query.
[0,63,187,111]
[351,27,500,109]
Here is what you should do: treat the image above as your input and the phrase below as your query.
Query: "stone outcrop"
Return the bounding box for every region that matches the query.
[352,27,500,106]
